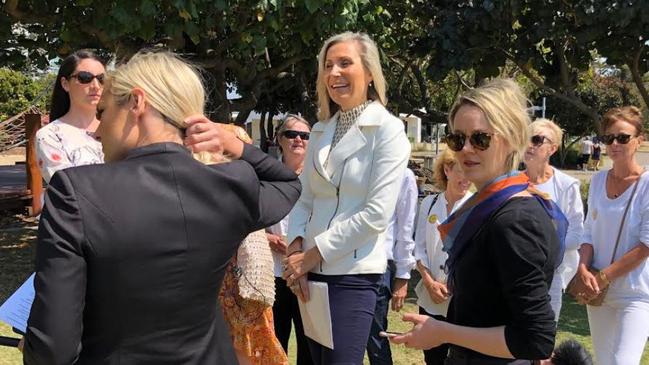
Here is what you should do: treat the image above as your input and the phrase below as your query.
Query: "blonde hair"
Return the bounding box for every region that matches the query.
[601,106,645,137]
[530,118,563,145]
[316,32,387,121]
[108,51,218,163]
[433,149,459,191]
[449,78,530,171]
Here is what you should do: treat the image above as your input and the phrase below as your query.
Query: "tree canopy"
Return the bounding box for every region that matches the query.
[2,0,647,133]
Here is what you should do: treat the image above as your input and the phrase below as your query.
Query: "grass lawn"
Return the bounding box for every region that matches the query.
[1,212,648,364]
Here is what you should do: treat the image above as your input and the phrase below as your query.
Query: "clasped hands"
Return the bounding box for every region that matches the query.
[281,238,322,302]
[572,265,609,304]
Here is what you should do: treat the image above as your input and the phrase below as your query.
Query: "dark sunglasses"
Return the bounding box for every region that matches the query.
[445,131,493,152]
[531,135,552,147]
[282,130,310,140]
[599,133,634,145]
[69,71,105,85]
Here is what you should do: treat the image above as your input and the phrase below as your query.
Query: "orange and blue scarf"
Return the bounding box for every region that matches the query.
[439,172,567,290]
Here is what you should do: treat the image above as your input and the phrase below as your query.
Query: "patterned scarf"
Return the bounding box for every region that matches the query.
[439,171,567,290]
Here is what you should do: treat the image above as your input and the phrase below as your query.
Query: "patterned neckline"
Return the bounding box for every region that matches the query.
[338,100,372,124]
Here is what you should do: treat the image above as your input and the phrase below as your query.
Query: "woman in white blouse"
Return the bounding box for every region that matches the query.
[524,118,584,321]
[571,106,649,365]
[413,149,472,365]
[36,50,105,183]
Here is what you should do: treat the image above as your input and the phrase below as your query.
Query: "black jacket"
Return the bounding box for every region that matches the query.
[24,142,301,365]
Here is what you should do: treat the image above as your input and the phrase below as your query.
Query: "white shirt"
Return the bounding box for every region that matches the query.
[35,119,104,183]
[268,215,289,277]
[534,168,584,288]
[414,191,472,315]
[383,168,418,279]
[582,170,649,301]
[580,139,593,155]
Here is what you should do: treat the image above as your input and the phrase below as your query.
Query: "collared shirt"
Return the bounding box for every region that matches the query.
[383,168,418,279]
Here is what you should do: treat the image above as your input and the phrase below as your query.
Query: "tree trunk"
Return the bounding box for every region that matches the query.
[628,53,649,112]
[259,111,268,152]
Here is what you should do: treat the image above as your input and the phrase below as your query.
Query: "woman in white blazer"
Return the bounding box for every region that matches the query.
[524,118,584,321]
[282,32,410,363]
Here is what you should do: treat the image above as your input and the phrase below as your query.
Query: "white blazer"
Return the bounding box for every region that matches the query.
[287,101,410,275]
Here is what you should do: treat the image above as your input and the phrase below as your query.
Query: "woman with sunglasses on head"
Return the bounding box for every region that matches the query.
[390,79,566,364]
[571,106,649,365]
[266,114,313,365]
[36,50,105,183]
[524,119,584,322]
[283,31,410,363]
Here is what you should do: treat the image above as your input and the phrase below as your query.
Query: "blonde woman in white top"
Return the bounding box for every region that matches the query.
[573,106,649,365]
[413,149,472,365]
[524,118,584,321]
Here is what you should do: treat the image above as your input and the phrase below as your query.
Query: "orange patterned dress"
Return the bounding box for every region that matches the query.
[219,259,288,365]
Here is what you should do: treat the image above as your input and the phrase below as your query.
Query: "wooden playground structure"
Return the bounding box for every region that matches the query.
[0,109,45,216]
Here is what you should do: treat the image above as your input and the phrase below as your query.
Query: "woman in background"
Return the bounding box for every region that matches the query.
[413,148,472,364]
[266,114,313,365]
[572,106,649,365]
[36,50,105,182]
[524,118,584,321]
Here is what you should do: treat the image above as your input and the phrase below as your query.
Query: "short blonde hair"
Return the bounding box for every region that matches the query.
[316,32,387,121]
[108,51,216,163]
[530,118,563,145]
[449,78,530,171]
[433,149,459,191]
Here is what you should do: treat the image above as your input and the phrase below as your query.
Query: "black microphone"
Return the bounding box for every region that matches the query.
[0,336,20,347]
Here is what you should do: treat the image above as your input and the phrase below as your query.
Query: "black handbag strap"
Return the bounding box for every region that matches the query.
[426,193,441,217]
[609,173,642,265]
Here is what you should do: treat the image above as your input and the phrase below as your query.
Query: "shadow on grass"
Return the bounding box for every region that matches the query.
[557,294,591,337]
[0,212,36,303]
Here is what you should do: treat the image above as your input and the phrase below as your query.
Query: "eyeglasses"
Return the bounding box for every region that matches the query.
[445,131,493,152]
[282,130,310,140]
[600,133,634,145]
[531,135,552,147]
[69,71,105,85]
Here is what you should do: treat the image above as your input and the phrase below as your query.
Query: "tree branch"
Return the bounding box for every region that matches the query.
[628,45,649,112]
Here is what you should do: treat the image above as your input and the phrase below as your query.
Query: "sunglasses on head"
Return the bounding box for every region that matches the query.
[599,133,634,145]
[69,71,105,85]
[445,131,493,152]
[531,135,552,147]
[282,130,310,140]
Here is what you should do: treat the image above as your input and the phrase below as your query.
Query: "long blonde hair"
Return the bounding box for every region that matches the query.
[316,32,387,121]
[107,51,220,163]
[449,78,530,171]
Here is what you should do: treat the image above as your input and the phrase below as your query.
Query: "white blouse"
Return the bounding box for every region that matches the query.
[582,170,649,302]
[35,119,104,183]
[414,191,472,316]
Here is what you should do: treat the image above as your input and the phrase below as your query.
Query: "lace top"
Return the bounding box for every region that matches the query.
[330,100,372,150]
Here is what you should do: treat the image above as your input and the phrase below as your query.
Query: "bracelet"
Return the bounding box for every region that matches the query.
[287,250,303,257]
[597,271,610,286]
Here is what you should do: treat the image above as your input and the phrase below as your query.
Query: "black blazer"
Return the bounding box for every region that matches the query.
[23,142,301,365]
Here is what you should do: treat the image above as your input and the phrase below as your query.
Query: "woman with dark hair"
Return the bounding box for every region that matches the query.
[36,50,105,183]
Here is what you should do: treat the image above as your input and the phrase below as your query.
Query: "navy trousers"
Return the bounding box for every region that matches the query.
[366,261,396,365]
[307,273,382,365]
[272,277,312,365]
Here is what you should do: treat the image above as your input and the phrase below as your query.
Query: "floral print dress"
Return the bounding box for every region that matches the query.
[35,119,104,183]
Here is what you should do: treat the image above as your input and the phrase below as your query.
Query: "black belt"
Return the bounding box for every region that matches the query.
[446,346,532,365]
